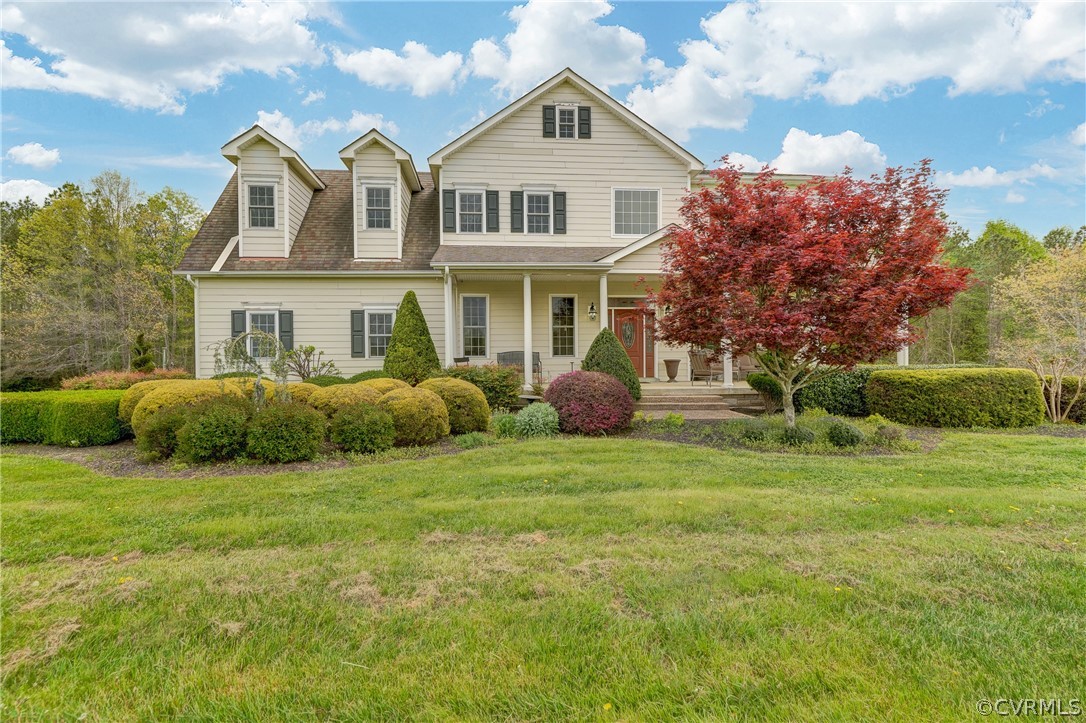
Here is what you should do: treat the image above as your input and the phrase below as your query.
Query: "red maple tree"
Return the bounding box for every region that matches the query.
[650,159,971,426]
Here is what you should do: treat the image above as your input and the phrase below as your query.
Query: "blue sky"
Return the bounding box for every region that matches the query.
[2,1,1083,239]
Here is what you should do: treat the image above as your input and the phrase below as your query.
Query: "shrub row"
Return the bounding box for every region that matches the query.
[0,390,126,446]
[867,368,1045,428]
[60,368,192,390]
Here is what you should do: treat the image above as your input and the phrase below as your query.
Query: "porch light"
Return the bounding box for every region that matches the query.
[588,302,597,321]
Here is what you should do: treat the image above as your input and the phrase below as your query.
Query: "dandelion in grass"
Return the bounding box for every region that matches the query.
[604,703,612,711]
[948,509,955,514]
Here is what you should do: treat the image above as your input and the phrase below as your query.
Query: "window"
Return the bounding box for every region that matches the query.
[462,296,488,357]
[365,186,392,229]
[458,191,483,233]
[558,106,577,139]
[613,189,659,236]
[551,296,576,357]
[248,311,277,358]
[526,193,551,234]
[368,311,394,357]
[248,184,276,228]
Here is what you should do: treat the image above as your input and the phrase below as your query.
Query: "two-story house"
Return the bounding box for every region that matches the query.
[178,67,730,388]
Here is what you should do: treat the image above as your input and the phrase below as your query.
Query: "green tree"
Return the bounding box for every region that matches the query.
[1043,225,1086,252]
[383,291,440,385]
[582,328,641,400]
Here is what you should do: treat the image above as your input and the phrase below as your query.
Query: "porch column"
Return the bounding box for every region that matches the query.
[896,345,910,366]
[598,274,608,332]
[722,350,734,388]
[523,274,533,391]
[443,267,455,366]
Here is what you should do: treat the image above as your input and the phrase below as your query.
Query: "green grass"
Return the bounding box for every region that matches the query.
[2,432,1084,721]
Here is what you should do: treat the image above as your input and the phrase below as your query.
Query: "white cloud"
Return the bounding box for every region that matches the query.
[334,42,463,97]
[0,178,55,204]
[469,0,652,97]
[937,162,1060,188]
[0,1,326,114]
[251,110,399,150]
[721,152,766,173]
[1004,190,1026,203]
[772,128,886,177]
[5,141,60,169]
[1072,123,1086,146]
[1026,97,1064,118]
[301,90,325,106]
[116,152,223,171]
[626,64,753,141]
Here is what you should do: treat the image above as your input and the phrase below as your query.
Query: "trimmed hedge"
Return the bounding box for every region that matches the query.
[130,381,243,433]
[376,387,450,446]
[439,364,521,410]
[0,390,125,446]
[0,393,53,443]
[330,403,396,455]
[417,377,490,434]
[384,290,441,385]
[307,384,383,417]
[307,375,348,387]
[796,363,985,417]
[543,370,634,435]
[867,368,1045,428]
[357,377,411,396]
[247,404,327,463]
[348,370,390,383]
[581,328,641,401]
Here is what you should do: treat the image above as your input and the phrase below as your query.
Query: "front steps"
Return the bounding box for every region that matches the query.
[635,383,762,421]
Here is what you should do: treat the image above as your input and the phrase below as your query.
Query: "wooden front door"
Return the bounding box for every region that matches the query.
[610,308,654,378]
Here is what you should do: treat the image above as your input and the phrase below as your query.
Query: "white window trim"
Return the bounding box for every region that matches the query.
[455,189,487,235]
[548,294,578,358]
[611,187,661,239]
[363,307,397,359]
[523,190,554,236]
[244,180,280,231]
[459,294,490,358]
[556,103,579,140]
[361,181,394,231]
[246,308,279,361]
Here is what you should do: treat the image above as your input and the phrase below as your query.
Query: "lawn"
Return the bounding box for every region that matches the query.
[2,432,1084,721]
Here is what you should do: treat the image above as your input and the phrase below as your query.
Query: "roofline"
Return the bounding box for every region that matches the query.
[429,261,615,271]
[176,269,442,278]
[427,67,704,172]
[339,129,422,192]
[221,125,326,191]
[598,224,681,263]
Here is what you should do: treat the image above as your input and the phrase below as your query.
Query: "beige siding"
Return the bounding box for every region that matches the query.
[354,144,399,259]
[611,241,663,272]
[237,139,286,257]
[286,166,313,253]
[441,80,690,247]
[194,276,444,378]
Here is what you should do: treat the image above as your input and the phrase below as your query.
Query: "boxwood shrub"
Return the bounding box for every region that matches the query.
[826,419,866,447]
[867,368,1045,428]
[284,382,320,404]
[307,375,348,387]
[247,403,327,463]
[543,370,634,435]
[330,403,395,454]
[581,328,641,401]
[175,397,253,463]
[307,383,383,417]
[376,387,450,446]
[119,379,184,426]
[417,377,490,434]
[0,392,53,443]
[135,405,189,460]
[347,370,390,383]
[0,390,125,446]
[439,364,521,410]
[357,377,411,396]
[130,381,244,433]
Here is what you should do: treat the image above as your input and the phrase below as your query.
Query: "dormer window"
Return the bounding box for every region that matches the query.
[557,106,577,139]
[248,184,276,228]
[364,185,392,229]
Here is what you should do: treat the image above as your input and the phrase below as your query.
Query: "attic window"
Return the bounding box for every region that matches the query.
[558,106,577,139]
[248,184,276,228]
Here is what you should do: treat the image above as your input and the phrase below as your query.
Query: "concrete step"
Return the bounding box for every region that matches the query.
[636,409,751,421]
[640,385,753,397]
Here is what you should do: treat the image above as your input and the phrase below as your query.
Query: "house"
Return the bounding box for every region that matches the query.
[178,67,749,388]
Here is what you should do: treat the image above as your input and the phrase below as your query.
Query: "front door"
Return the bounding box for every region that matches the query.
[610,308,655,378]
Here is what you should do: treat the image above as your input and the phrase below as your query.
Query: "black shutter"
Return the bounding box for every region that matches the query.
[442,189,456,232]
[578,106,591,139]
[542,105,556,138]
[486,190,499,232]
[351,310,366,358]
[553,192,566,234]
[510,191,524,233]
[231,310,246,338]
[278,310,293,351]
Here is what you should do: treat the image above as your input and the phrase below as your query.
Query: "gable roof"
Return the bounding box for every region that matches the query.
[598,224,681,263]
[427,67,704,173]
[339,129,422,192]
[221,125,326,191]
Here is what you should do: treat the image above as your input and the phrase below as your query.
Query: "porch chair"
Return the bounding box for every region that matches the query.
[452,357,470,367]
[688,349,725,386]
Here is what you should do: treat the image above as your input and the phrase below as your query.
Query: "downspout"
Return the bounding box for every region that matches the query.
[184,274,200,378]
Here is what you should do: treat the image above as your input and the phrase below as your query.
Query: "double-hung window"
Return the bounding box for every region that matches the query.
[613,189,659,236]
[557,106,577,139]
[458,191,483,233]
[462,295,488,357]
[526,192,551,234]
[367,310,394,357]
[248,184,276,228]
[551,296,576,357]
[365,186,392,229]
[248,311,277,358]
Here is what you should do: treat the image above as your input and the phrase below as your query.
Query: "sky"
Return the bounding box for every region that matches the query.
[1,0,1084,239]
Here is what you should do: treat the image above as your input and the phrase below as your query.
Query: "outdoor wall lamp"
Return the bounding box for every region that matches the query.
[588,302,598,321]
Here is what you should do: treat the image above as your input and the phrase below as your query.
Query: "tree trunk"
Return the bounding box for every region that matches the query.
[781,382,797,427]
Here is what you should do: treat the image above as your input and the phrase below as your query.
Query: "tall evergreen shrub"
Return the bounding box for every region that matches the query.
[383,291,440,385]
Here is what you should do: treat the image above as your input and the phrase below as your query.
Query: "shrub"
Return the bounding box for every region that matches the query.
[779,425,816,446]
[874,424,904,443]
[417,377,490,434]
[514,402,560,438]
[131,333,156,373]
[383,290,441,385]
[225,376,279,402]
[176,397,253,463]
[581,328,641,401]
[661,412,685,429]
[136,406,189,460]
[492,412,517,438]
[348,370,390,383]
[330,403,395,455]
[377,387,450,446]
[357,377,411,396]
[1045,375,1085,424]
[284,382,320,404]
[440,364,522,410]
[130,380,244,433]
[543,371,634,435]
[119,380,184,425]
[61,368,191,390]
[0,393,53,443]
[826,419,866,447]
[211,371,256,380]
[747,372,783,413]
[307,375,348,387]
[246,403,326,463]
[796,363,985,418]
[307,383,383,417]
[867,368,1045,428]
[43,391,125,446]
[454,432,494,449]
[737,418,771,442]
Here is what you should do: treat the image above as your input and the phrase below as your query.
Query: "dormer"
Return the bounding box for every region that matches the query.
[339,130,422,261]
[221,125,325,258]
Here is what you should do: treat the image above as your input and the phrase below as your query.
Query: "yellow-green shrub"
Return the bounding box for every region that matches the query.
[357,377,410,396]
[120,379,185,425]
[307,383,382,417]
[284,382,320,404]
[225,376,279,399]
[417,377,490,433]
[131,380,243,432]
[377,387,450,446]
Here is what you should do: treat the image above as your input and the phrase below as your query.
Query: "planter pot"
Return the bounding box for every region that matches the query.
[664,358,680,382]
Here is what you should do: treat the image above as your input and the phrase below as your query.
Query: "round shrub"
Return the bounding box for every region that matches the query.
[307,375,348,387]
[284,382,320,404]
[737,418,772,442]
[348,370,390,383]
[747,372,784,414]
[175,397,253,463]
[308,383,383,417]
[376,387,450,446]
[514,402,559,438]
[826,420,866,447]
[492,412,517,438]
[779,425,816,446]
[440,364,522,409]
[581,328,641,401]
[543,371,634,435]
[131,381,243,433]
[417,377,490,434]
[135,405,189,460]
[357,377,410,396]
[225,376,278,400]
[120,379,184,425]
[330,403,395,455]
[247,403,327,463]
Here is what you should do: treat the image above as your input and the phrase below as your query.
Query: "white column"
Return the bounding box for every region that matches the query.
[598,274,609,332]
[443,267,455,366]
[523,274,533,391]
[896,345,910,366]
[722,350,734,388]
